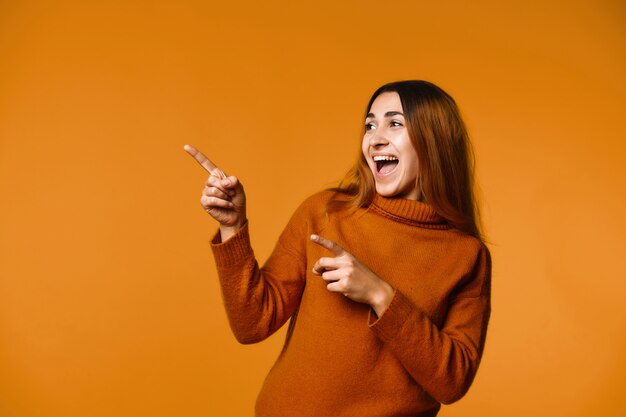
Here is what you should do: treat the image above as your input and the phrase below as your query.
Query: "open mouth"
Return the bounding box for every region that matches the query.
[373,155,399,176]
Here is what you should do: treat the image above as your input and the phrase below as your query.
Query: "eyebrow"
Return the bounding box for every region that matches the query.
[366,111,404,119]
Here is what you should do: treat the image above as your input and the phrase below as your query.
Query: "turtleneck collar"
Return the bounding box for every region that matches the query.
[370,193,450,229]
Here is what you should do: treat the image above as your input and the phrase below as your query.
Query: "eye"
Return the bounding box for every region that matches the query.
[390,120,403,127]
[365,122,376,131]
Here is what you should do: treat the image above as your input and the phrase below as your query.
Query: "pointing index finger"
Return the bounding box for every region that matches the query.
[183,144,227,178]
[310,234,345,256]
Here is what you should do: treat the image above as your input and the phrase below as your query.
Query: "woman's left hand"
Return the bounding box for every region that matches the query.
[311,234,394,317]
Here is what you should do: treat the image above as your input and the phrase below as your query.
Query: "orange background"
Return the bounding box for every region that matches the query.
[1,1,625,416]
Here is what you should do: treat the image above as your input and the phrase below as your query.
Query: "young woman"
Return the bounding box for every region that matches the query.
[184,80,491,416]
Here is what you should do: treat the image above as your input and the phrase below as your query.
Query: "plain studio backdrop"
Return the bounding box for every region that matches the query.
[1,1,625,416]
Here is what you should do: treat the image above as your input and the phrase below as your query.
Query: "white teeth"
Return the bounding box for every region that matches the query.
[373,155,398,162]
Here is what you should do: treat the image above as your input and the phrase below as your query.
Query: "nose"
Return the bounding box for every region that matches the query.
[369,128,389,148]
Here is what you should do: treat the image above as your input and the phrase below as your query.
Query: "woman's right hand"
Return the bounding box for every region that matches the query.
[184,144,247,241]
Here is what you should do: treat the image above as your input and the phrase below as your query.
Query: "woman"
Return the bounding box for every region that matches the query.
[184,80,491,416]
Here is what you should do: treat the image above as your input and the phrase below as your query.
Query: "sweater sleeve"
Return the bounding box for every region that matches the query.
[368,244,492,404]
[210,199,310,344]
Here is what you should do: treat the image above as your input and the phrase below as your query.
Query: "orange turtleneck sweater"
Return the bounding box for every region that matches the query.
[211,191,491,417]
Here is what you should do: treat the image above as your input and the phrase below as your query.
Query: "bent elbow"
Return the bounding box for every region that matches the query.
[431,355,479,405]
[228,310,286,344]
[431,376,473,405]
[229,322,268,345]
[232,328,269,345]
[438,386,469,405]
[234,334,262,345]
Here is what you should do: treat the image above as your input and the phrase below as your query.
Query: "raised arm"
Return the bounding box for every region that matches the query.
[184,144,306,343]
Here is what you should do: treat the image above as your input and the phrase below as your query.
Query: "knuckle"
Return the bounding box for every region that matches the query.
[203,196,220,206]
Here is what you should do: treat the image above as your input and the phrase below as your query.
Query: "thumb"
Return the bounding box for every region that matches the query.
[221,175,239,189]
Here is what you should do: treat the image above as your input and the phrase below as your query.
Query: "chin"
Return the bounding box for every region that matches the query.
[375,184,400,198]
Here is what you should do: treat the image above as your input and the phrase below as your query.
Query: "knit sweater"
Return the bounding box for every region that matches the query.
[210,191,491,417]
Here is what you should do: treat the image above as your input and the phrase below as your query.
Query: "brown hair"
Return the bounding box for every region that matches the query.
[328,80,484,241]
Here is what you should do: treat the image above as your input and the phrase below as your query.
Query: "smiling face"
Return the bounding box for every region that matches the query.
[362,92,421,200]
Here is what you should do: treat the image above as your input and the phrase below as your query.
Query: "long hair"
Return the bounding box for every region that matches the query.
[328,80,484,241]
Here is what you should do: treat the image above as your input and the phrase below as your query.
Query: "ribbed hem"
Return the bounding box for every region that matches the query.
[368,289,414,342]
[210,223,254,267]
[370,194,449,229]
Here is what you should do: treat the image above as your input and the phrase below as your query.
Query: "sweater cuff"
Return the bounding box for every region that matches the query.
[368,289,414,342]
[210,222,254,267]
